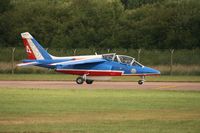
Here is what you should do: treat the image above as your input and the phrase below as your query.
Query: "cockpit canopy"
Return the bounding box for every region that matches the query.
[102,53,143,67]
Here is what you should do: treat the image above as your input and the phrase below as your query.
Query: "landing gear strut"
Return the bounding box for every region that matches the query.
[138,76,145,85]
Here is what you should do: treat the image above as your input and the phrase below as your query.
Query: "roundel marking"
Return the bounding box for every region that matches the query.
[131,68,136,74]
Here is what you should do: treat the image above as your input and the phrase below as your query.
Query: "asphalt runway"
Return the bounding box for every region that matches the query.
[0,81,200,91]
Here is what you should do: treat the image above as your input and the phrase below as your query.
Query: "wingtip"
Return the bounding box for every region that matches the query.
[16,63,23,67]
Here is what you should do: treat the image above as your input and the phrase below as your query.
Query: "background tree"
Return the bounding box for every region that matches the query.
[0,0,200,49]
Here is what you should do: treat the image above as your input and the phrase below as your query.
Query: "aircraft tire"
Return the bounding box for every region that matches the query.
[86,80,94,84]
[138,80,144,85]
[76,77,84,84]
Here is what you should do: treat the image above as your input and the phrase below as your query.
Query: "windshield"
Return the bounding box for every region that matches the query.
[118,55,134,65]
[117,55,143,67]
[132,60,143,67]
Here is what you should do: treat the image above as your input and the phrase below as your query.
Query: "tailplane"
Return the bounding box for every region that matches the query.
[21,32,52,60]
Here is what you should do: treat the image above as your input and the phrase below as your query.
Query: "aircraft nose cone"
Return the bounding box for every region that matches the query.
[154,69,161,74]
[143,67,161,75]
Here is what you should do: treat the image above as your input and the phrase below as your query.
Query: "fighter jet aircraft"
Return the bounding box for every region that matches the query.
[17,32,160,85]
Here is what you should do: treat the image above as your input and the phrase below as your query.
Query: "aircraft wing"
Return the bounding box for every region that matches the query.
[50,58,106,66]
[17,62,40,67]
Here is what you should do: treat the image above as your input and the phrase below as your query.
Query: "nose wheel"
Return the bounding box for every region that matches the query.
[138,76,145,85]
[138,80,144,85]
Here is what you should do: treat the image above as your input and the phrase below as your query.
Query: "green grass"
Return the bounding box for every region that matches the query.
[0,74,200,82]
[0,88,200,132]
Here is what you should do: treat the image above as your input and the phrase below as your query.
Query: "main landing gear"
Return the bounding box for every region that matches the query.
[76,75,94,85]
[76,77,85,84]
[86,79,94,84]
[138,76,145,85]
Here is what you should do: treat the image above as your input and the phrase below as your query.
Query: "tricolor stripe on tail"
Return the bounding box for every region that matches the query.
[21,32,52,60]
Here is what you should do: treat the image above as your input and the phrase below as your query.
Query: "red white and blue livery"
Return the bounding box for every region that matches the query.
[18,32,160,85]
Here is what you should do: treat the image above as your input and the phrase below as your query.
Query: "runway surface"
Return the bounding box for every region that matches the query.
[0,81,200,90]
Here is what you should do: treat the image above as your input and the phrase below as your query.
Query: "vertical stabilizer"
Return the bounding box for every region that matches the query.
[21,32,52,60]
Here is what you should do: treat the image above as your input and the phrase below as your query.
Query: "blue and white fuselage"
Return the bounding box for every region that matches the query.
[18,32,160,85]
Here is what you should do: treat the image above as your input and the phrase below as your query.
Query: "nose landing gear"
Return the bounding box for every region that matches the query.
[138,76,145,85]
[138,80,144,85]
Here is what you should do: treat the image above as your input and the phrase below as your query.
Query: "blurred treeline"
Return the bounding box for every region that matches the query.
[0,0,200,49]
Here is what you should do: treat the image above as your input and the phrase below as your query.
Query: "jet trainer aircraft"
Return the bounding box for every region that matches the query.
[17,32,160,85]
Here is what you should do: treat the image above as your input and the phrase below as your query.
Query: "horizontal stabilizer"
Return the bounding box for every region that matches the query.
[17,62,40,67]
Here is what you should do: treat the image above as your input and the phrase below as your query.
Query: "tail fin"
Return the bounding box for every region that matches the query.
[21,32,52,60]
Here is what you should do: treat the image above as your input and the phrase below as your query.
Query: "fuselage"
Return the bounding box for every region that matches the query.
[23,54,160,77]
[19,32,160,84]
